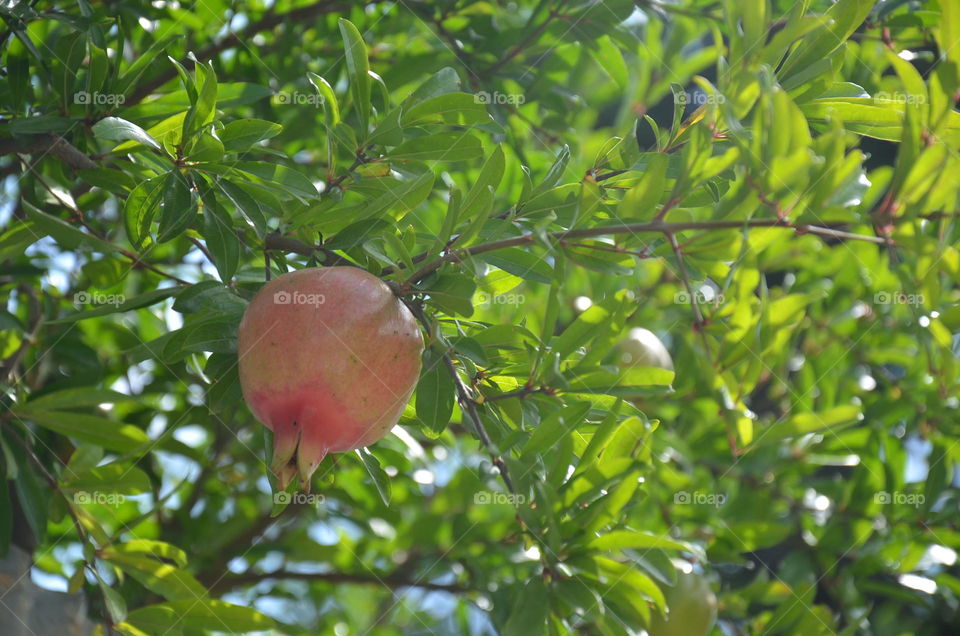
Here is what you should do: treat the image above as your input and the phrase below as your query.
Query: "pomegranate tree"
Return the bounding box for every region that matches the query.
[237,267,423,490]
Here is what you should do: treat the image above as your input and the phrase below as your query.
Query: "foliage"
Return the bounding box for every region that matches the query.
[1,0,959,634]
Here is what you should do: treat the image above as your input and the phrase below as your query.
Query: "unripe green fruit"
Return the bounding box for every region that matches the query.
[237,267,423,490]
[648,569,717,636]
[617,327,674,371]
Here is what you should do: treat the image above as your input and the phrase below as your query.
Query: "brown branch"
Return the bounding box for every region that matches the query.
[402,300,516,494]
[397,218,893,288]
[263,218,892,286]
[263,233,353,267]
[482,9,560,77]
[1,285,42,383]
[208,570,469,596]
[480,385,555,403]
[127,1,349,104]
[0,134,97,170]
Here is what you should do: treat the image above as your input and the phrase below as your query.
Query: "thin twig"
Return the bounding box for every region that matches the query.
[208,569,469,595]
[397,218,893,289]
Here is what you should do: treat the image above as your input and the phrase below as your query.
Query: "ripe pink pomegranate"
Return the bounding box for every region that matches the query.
[238,267,423,490]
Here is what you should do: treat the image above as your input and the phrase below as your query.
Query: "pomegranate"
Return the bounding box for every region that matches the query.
[649,566,717,636]
[237,267,423,490]
[617,327,674,371]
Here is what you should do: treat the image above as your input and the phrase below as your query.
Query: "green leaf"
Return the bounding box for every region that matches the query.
[415,349,455,436]
[27,386,137,410]
[185,132,224,162]
[482,249,552,284]
[124,176,165,248]
[339,18,371,135]
[307,73,341,126]
[158,171,195,242]
[588,531,693,553]
[99,577,128,623]
[619,153,668,219]
[104,553,208,601]
[225,161,319,199]
[7,116,75,133]
[13,410,150,452]
[10,447,47,545]
[523,401,591,458]
[596,556,667,612]
[779,0,874,80]
[422,272,476,317]
[404,67,461,105]
[201,198,240,282]
[216,180,267,237]
[192,59,218,131]
[531,145,570,198]
[218,119,282,152]
[78,168,137,195]
[124,600,275,633]
[553,304,612,360]
[757,406,863,445]
[389,132,483,162]
[92,117,161,150]
[61,463,151,495]
[401,92,489,126]
[324,218,389,250]
[103,540,189,569]
[355,448,391,505]
[50,287,182,324]
[0,480,11,558]
[502,578,548,636]
[22,201,112,250]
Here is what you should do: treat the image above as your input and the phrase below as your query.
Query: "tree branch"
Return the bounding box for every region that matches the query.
[127,1,349,104]
[0,134,97,170]
[263,218,893,287]
[263,233,353,267]
[208,570,469,595]
[398,218,894,288]
[401,300,516,494]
